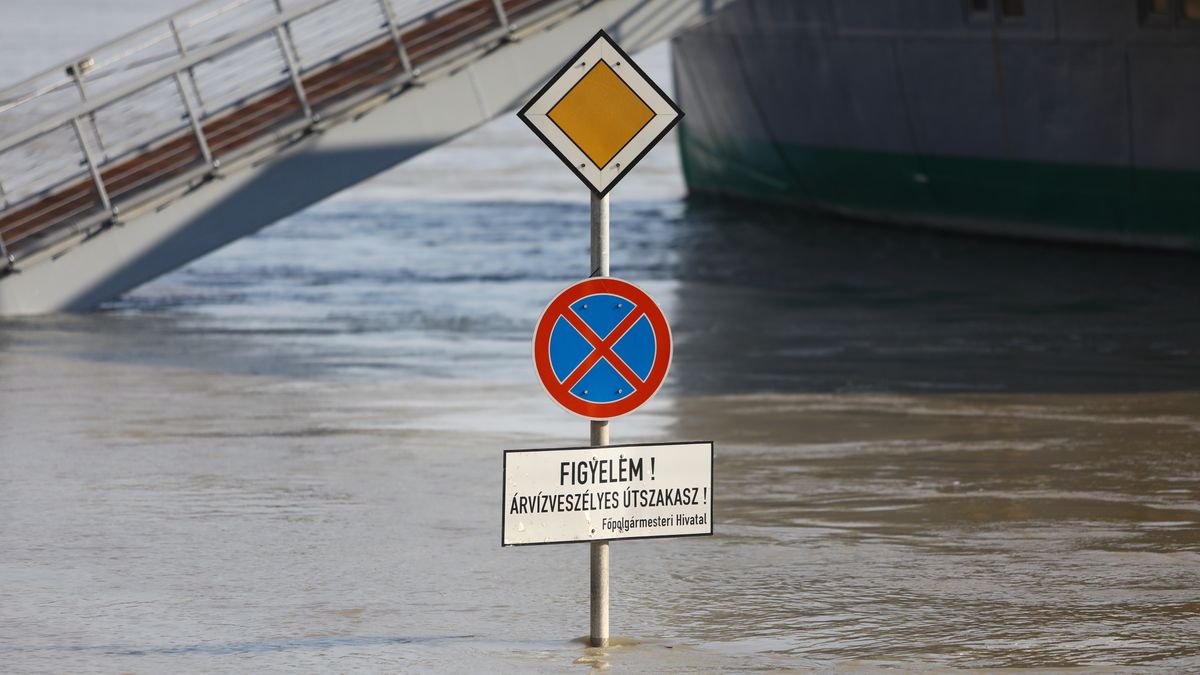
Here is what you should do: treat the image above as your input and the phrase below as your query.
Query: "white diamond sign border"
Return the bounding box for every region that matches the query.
[518,30,683,196]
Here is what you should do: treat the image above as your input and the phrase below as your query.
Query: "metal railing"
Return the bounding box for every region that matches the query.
[0,0,575,267]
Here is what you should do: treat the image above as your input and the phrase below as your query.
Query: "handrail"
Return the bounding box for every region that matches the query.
[0,0,340,156]
[0,0,584,268]
[0,0,513,155]
[0,1,455,116]
[0,0,257,113]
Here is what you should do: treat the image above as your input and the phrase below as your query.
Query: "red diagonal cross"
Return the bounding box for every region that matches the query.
[559,303,650,392]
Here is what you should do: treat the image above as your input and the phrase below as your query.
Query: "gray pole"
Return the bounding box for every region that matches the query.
[590,191,609,279]
[589,190,610,648]
[590,418,609,647]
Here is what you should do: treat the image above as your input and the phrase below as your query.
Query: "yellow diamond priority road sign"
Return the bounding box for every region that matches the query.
[518,30,683,196]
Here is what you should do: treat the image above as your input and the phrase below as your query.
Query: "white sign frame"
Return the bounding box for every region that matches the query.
[518,30,683,196]
[502,441,713,547]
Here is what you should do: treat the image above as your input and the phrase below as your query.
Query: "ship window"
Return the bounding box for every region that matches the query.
[1001,0,1025,18]
[967,0,992,18]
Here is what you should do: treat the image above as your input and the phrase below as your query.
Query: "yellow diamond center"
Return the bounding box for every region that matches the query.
[547,60,655,169]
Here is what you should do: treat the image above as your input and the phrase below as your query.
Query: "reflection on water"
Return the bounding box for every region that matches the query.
[671,391,1200,667]
[2,195,1198,671]
[671,199,1200,395]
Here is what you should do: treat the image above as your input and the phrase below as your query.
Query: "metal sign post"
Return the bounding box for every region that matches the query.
[589,425,609,645]
[589,190,610,647]
[514,29,693,649]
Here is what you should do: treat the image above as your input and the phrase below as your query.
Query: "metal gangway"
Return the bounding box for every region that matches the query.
[0,0,730,315]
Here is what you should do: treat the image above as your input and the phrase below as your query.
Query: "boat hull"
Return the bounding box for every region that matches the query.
[672,0,1200,250]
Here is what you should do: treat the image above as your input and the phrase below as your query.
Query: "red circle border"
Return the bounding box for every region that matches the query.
[532,277,672,420]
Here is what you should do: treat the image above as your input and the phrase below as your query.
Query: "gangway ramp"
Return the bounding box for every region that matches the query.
[0,0,732,315]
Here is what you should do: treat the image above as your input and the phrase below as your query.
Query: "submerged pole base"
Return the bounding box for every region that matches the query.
[590,418,610,647]
[590,539,609,647]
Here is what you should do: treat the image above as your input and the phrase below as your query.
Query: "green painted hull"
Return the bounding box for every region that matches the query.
[680,127,1200,250]
[671,0,1200,251]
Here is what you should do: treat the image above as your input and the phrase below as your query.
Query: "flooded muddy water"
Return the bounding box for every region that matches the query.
[3,188,1199,671]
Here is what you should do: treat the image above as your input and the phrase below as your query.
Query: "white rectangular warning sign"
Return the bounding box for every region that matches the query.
[503,441,713,546]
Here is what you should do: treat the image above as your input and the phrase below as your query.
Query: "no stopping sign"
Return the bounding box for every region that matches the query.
[532,277,671,419]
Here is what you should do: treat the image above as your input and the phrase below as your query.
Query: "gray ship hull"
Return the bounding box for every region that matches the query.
[672,0,1200,249]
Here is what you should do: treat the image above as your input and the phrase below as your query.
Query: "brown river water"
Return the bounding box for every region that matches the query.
[2,3,1200,671]
[2,188,1199,671]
